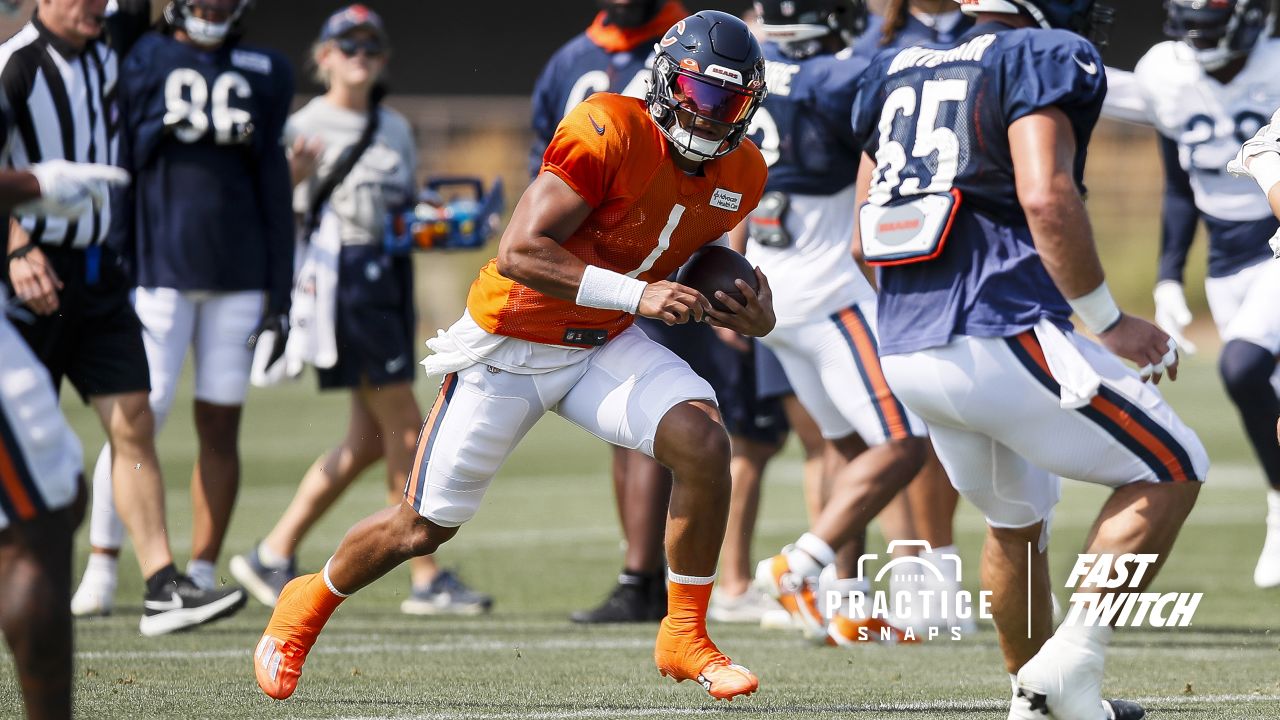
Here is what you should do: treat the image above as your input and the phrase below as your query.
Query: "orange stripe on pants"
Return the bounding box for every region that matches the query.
[405,373,457,507]
[1015,332,1189,483]
[0,435,37,521]
[838,309,909,440]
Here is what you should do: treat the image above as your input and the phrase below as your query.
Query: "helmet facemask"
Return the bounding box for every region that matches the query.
[1165,0,1269,72]
[647,54,767,162]
[166,0,250,47]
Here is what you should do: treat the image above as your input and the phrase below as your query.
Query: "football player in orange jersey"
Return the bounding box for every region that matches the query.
[254,11,772,702]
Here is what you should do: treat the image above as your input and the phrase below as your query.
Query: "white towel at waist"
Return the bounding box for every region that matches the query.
[1032,318,1102,410]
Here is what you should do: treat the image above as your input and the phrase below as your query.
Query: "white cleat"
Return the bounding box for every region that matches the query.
[708,586,783,624]
[1011,632,1109,720]
[1253,490,1280,588]
[71,571,117,617]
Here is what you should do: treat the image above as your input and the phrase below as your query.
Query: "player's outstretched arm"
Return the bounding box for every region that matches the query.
[497,171,708,324]
[1011,108,1178,383]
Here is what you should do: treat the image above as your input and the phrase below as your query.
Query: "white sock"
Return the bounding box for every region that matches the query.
[82,553,118,584]
[1055,620,1113,650]
[187,559,216,590]
[791,532,835,576]
[257,541,290,569]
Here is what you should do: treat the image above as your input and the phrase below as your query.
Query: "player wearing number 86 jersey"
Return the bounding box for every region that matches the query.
[72,0,292,616]
[852,2,1204,718]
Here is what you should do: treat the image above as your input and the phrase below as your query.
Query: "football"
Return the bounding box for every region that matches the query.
[676,245,760,313]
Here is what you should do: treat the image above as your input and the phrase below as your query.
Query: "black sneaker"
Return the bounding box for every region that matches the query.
[139,574,247,637]
[570,572,665,624]
[229,543,297,608]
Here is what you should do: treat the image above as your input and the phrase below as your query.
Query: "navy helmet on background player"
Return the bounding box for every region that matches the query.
[1164,0,1270,70]
[647,11,768,161]
[163,0,252,47]
[754,0,867,55]
[957,0,1113,42]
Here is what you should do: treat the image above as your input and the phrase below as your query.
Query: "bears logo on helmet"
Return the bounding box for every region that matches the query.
[647,11,768,162]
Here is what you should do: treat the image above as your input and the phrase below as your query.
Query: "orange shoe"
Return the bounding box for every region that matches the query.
[254,574,341,700]
[654,617,759,700]
[827,614,920,646]
[754,552,826,642]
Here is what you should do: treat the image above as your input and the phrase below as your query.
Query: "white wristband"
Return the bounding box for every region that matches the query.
[575,265,647,313]
[1068,281,1122,335]
[1250,152,1280,195]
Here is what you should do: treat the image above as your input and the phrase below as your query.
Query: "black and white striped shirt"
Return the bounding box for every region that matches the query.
[0,18,118,249]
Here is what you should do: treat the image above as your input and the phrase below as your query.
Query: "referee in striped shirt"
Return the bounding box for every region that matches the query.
[1,0,246,642]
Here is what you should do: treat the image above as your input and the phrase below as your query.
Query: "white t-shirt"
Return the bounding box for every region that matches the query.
[286,96,418,245]
[745,182,875,328]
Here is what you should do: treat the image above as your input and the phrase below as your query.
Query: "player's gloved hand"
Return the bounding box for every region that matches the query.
[1227,113,1280,178]
[1097,313,1179,384]
[704,267,776,338]
[1152,280,1197,355]
[1267,226,1280,260]
[14,160,130,218]
[248,300,290,369]
[637,280,710,325]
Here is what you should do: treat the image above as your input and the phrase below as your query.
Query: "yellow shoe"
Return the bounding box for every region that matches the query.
[654,617,759,700]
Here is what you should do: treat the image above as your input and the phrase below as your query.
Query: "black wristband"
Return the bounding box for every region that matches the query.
[6,244,37,262]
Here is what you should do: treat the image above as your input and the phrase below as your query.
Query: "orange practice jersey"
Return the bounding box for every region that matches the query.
[467,94,768,347]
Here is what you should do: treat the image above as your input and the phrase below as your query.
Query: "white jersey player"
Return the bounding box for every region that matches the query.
[1105,0,1280,588]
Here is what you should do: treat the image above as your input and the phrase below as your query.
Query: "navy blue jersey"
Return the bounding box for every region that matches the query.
[527,2,688,177]
[110,32,294,299]
[851,23,1105,355]
[852,11,976,60]
[748,43,869,195]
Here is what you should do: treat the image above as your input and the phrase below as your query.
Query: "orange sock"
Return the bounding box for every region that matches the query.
[666,579,713,633]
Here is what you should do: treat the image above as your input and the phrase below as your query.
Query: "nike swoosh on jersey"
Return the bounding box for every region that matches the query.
[588,113,606,136]
[385,355,407,373]
[144,592,183,612]
[1072,54,1098,75]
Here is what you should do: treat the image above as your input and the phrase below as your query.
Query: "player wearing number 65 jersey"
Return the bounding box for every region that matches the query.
[852,1,1205,717]
[254,11,771,703]
[71,0,292,616]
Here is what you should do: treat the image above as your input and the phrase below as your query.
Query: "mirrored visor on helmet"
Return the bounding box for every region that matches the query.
[671,71,756,127]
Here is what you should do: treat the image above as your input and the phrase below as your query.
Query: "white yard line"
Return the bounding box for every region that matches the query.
[321,693,1280,720]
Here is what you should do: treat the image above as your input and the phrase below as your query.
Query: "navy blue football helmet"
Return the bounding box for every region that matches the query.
[956,0,1114,44]
[753,0,868,53]
[647,11,768,161]
[164,0,252,46]
[1165,0,1270,70]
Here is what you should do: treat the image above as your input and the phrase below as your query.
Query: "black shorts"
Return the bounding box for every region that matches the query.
[3,246,150,403]
[634,317,788,446]
[317,245,417,391]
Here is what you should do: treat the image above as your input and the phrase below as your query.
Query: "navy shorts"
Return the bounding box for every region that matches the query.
[755,340,793,400]
[634,317,788,446]
[317,245,417,391]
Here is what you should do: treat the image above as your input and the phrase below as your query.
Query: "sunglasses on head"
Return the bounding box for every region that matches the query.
[335,36,384,58]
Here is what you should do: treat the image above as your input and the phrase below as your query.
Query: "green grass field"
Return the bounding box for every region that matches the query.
[2,346,1280,719]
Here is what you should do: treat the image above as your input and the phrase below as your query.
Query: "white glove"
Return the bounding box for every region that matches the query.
[13,160,130,218]
[1227,113,1280,179]
[1153,280,1197,355]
